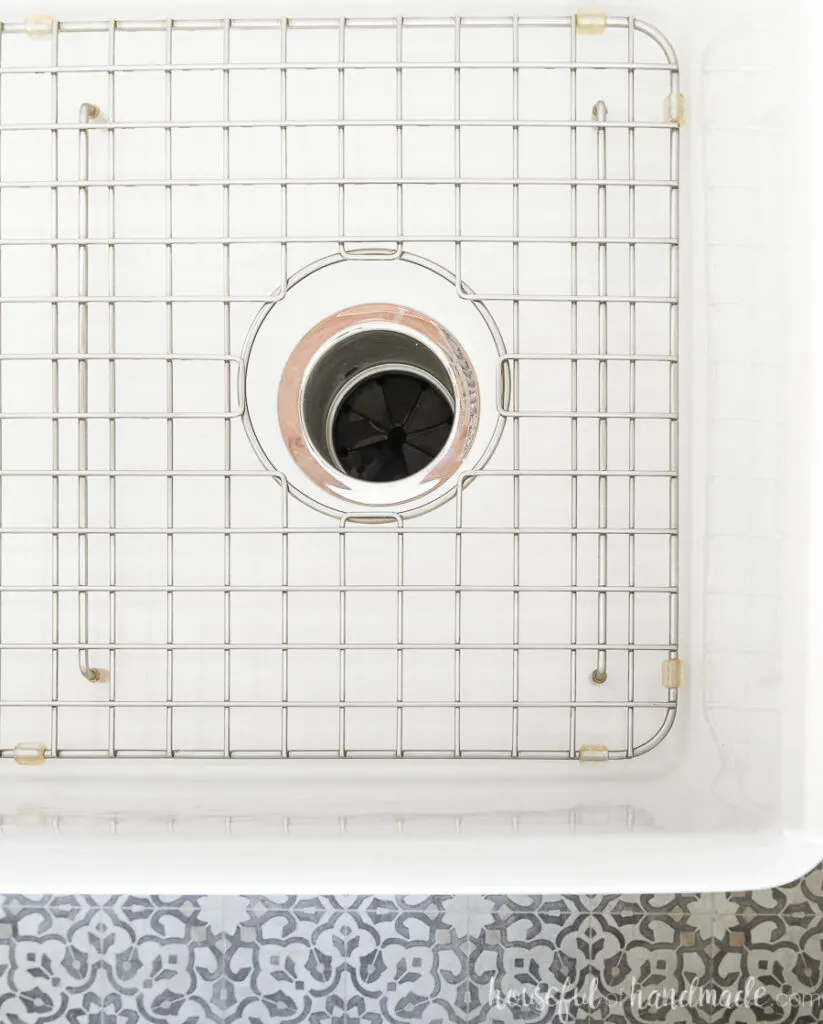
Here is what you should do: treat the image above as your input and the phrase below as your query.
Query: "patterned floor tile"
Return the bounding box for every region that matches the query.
[0,895,107,1024]
[223,898,348,1023]
[364,895,461,918]
[589,893,704,919]
[588,913,715,1024]
[721,862,823,922]
[466,907,592,1022]
[93,895,226,1023]
[481,895,590,918]
[235,895,455,919]
[707,912,823,1024]
[344,904,469,1023]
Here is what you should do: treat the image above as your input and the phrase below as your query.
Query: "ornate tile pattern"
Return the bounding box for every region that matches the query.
[0,866,820,1023]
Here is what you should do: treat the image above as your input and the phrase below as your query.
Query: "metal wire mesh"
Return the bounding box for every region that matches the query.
[0,13,680,759]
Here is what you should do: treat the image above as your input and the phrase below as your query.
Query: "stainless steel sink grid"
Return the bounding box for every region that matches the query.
[0,13,680,760]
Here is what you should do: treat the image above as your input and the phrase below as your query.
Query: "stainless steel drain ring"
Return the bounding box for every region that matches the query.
[278,303,478,501]
[241,252,507,518]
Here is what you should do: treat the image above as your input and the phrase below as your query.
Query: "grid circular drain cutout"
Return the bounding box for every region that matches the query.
[241,254,507,517]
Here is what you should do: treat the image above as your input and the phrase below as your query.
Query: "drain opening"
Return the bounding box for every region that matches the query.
[332,370,455,482]
[299,321,459,485]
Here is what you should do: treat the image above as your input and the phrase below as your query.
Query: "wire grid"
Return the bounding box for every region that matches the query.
[0,14,680,759]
